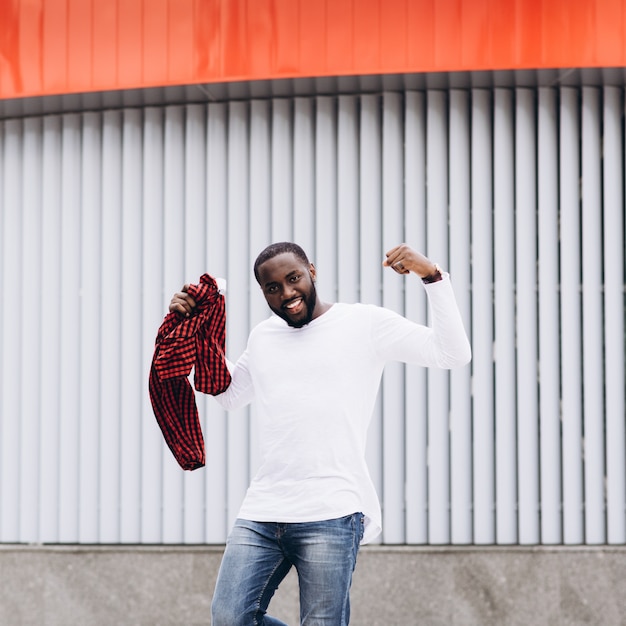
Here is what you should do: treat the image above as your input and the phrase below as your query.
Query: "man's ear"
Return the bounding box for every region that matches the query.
[309,263,317,282]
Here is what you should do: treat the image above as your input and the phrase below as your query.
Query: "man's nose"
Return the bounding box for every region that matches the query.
[281,283,296,299]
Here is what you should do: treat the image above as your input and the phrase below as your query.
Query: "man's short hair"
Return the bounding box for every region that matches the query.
[253,242,311,283]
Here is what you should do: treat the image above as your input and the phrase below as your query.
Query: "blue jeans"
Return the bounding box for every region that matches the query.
[211,513,364,626]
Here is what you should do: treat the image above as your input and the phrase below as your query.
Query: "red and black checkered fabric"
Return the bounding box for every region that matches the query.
[149,274,231,470]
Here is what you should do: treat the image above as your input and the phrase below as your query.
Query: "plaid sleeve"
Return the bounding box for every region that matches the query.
[194,289,231,395]
[148,363,205,470]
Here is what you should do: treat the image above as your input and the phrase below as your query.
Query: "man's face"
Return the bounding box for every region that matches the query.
[257,252,318,328]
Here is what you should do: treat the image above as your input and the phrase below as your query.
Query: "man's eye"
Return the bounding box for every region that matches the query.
[267,285,278,294]
[290,275,300,282]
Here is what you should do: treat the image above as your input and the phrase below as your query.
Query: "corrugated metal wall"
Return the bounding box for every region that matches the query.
[0,87,624,545]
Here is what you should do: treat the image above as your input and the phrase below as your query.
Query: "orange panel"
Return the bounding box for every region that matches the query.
[0,1,24,95]
[353,0,381,71]
[93,0,118,88]
[42,0,68,93]
[18,0,44,94]
[117,0,144,87]
[379,0,408,72]
[220,0,248,78]
[66,0,93,93]
[407,0,435,70]
[326,0,355,75]
[142,0,169,86]
[273,0,301,77]
[595,0,624,61]
[297,0,327,76]
[167,0,195,84]
[434,0,462,70]
[193,0,222,79]
[461,0,493,70]
[246,0,276,78]
[511,0,542,68]
[3,0,626,100]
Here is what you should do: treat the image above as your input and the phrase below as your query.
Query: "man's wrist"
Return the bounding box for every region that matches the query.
[421,263,443,284]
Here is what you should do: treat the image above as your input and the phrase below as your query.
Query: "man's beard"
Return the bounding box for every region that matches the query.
[271,286,317,328]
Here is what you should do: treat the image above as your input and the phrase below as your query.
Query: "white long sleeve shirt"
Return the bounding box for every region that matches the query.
[215,275,471,543]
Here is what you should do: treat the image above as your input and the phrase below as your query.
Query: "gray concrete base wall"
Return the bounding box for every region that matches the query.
[1,545,624,625]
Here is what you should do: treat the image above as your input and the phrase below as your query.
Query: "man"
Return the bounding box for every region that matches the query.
[169,242,471,626]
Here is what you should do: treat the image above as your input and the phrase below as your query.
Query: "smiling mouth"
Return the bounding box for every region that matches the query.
[283,297,304,314]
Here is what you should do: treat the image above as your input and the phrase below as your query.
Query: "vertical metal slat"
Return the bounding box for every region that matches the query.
[603,86,626,544]
[426,89,450,545]
[119,108,144,543]
[99,110,123,543]
[20,118,44,542]
[493,89,517,544]
[515,88,540,544]
[78,112,102,543]
[581,87,606,545]
[381,91,406,543]
[559,87,584,545]
[537,88,562,544]
[1,120,23,542]
[39,115,63,542]
[204,102,230,543]
[403,91,429,544]
[360,94,384,544]
[141,107,166,543]
[470,90,495,544]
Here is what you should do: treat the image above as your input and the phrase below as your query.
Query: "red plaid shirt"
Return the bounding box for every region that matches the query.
[149,274,231,470]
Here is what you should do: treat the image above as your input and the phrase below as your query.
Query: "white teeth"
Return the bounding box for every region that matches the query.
[286,299,302,309]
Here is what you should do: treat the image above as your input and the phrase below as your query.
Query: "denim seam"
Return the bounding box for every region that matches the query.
[253,556,288,626]
[340,512,361,626]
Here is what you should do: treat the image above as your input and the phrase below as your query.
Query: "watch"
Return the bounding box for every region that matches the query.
[422,263,443,284]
